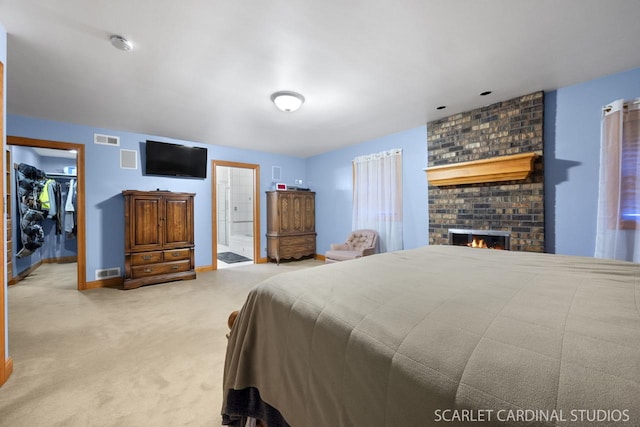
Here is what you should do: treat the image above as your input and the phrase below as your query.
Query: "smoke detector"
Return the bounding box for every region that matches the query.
[110,35,133,52]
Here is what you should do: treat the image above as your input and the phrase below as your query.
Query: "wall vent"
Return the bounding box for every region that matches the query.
[94,133,120,146]
[95,267,121,280]
[272,166,281,181]
[120,149,138,169]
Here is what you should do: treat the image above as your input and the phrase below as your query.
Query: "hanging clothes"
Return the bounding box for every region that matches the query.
[64,178,76,238]
[38,178,54,210]
[15,163,75,257]
[17,163,46,211]
[15,163,47,258]
[50,179,63,234]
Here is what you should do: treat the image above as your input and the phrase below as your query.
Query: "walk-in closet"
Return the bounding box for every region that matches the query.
[8,145,78,287]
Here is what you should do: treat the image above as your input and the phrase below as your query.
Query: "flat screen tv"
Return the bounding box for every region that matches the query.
[145,140,207,178]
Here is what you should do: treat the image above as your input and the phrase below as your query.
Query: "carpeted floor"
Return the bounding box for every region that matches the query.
[0,259,323,427]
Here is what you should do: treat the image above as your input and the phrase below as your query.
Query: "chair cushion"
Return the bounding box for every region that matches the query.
[330,243,350,251]
[324,250,363,262]
[346,231,376,252]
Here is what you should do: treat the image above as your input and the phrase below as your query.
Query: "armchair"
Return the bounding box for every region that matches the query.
[324,229,378,263]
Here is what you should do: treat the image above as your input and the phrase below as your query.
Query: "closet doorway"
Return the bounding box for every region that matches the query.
[7,136,86,291]
[211,161,260,269]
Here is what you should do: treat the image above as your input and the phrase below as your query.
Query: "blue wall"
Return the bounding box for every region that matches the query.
[546,66,640,256]
[305,65,640,258]
[306,126,429,254]
[4,62,640,278]
[7,115,306,282]
[8,114,428,281]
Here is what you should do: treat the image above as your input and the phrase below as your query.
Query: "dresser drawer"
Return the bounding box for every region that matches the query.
[131,251,163,265]
[164,248,191,261]
[279,235,316,247]
[131,260,191,278]
[278,244,315,259]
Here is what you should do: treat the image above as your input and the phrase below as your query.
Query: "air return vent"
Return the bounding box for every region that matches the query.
[120,149,138,169]
[95,267,121,280]
[94,133,120,146]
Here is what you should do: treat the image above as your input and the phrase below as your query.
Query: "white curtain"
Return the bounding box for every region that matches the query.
[352,149,403,252]
[595,98,640,261]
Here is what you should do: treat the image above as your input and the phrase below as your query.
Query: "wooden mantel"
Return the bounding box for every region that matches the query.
[425,152,539,186]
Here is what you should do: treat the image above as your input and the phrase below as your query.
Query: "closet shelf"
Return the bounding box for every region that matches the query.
[46,173,76,178]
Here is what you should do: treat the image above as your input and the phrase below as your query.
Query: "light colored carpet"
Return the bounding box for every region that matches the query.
[0,259,323,427]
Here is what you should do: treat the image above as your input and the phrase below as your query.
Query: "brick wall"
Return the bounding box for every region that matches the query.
[427,92,544,252]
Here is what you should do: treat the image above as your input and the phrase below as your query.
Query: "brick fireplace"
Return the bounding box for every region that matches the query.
[427,92,544,252]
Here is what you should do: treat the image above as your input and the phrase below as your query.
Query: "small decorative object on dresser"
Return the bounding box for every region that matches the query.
[266,190,316,264]
[122,190,196,289]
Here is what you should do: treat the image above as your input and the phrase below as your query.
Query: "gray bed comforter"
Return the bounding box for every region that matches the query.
[223,245,640,426]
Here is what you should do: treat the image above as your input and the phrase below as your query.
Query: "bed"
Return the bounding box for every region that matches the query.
[222,245,640,426]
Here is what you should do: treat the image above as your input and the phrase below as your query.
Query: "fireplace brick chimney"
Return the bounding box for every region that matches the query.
[427,92,544,252]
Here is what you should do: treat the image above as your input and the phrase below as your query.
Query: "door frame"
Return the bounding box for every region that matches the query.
[211,160,260,269]
[0,60,10,387]
[6,136,86,291]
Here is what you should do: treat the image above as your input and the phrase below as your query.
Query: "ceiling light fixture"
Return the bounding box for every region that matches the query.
[480,91,492,96]
[110,35,133,52]
[436,105,446,110]
[271,91,305,112]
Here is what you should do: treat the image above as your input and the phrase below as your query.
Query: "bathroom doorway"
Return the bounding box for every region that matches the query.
[211,161,260,269]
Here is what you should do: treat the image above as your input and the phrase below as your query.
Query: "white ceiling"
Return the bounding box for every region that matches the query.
[31,147,77,159]
[1,1,640,158]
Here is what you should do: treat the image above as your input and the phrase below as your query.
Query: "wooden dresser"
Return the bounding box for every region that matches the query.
[123,190,196,289]
[266,190,316,264]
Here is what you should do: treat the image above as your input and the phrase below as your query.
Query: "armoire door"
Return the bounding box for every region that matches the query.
[303,193,315,233]
[163,195,194,248]
[277,192,292,233]
[128,195,162,251]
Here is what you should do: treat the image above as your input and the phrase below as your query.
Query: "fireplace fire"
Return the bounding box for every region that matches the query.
[448,229,511,250]
[469,237,488,248]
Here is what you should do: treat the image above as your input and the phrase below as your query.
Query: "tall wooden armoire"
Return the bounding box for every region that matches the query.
[123,190,196,289]
[266,190,316,264]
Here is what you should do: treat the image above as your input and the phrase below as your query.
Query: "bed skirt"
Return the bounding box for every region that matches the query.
[223,387,290,427]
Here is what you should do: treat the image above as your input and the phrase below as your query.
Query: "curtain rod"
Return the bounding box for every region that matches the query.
[603,99,640,112]
[353,148,402,163]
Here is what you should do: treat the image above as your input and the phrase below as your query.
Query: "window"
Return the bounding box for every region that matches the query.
[595,99,640,260]
[352,149,403,252]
